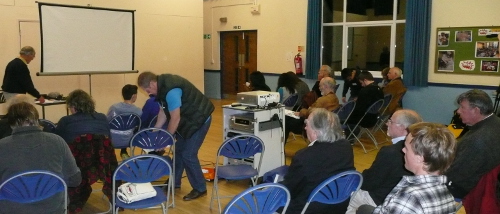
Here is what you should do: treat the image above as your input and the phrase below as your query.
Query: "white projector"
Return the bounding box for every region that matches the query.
[236,91,280,107]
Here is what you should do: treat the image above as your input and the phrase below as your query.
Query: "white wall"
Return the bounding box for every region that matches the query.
[429,0,500,86]
[203,0,308,74]
[0,0,203,121]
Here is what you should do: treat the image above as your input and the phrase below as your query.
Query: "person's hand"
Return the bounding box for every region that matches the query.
[38,96,45,104]
[342,97,347,103]
[294,112,300,116]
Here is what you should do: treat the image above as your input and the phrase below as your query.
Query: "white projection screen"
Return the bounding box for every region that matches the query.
[38,3,135,75]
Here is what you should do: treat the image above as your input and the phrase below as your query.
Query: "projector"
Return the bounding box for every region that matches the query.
[236,91,280,107]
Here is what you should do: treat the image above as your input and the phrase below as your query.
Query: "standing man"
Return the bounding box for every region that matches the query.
[383,67,406,115]
[346,109,422,213]
[445,89,500,198]
[137,71,214,201]
[2,46,44,103]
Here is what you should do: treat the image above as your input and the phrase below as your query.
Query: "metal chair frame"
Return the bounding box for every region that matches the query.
[372,94,393,143]
[347,99,384,153]
[39,119,57,133]
[109,113,142,149]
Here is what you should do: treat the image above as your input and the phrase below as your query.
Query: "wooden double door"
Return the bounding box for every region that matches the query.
[221,30,257,98]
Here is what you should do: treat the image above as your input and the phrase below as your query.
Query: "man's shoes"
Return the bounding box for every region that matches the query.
[182,189,207,201]
[120,153,130,160]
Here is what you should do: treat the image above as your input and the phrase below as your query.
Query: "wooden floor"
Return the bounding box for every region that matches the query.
[82,99,465,214]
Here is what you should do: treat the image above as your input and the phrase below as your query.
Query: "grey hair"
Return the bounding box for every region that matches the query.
[6,94,35,109]
[392,67,403,77]
[395,109,423,128]
[321,65,333,77]
[456,89,493,115]
[309,108,343,142]
[20,46,35,56]
[321,77,337,91]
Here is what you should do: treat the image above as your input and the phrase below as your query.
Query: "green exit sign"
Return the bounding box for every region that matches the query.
[203,34,211,39]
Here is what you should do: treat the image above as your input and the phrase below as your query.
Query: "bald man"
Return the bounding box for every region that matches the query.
[383,67,406,115]
[347,109,422,213]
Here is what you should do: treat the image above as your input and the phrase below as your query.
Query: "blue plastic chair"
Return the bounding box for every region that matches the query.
[372,94,393,143]
[282,93,299,109]
[39,119,57,133]
[334,100,356,125]
[210,134,265,213]
[0,170,67,213]
[109,113,141,149]
[129,128,175,206]
[347,99,384,153]
[262,165,289,183]
[112,154,173,214]
[222,183,291,214]
[301,170,363,214]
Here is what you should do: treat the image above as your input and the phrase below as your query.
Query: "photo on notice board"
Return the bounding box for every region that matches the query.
[437,31,450,46]
[480,60,499,72]
[455,30,472,42]
[475,41,499,58]
[437,50,455,71]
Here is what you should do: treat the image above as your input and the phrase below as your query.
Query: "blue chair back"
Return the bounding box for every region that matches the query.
[130,128,175,155]
[301,170,362,214]
[0,170,67,210]
[223,183,291,214]
[282,93,299,108]
[219,134,264,159]
[367,99,384,114]
[335,100,356,124]
[39,119,57,133]
[380,94,393,114]
[148,115,158,128]
[109,113,141,131]
[109,113,141,148]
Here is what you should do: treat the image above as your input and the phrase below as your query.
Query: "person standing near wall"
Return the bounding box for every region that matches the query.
[137,71,214,201]
[2,46,45,103]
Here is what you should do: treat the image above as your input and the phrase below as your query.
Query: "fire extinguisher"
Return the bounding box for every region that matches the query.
[294,53,303,76]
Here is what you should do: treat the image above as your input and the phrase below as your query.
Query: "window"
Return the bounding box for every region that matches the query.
[322,0,406,72]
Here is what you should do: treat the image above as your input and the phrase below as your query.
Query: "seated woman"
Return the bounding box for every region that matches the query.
[247,71,271,91]
[55,89,117,213]
[276,72,296,103]
[0,102,81,214]
[357,122,457,214]
[0,94,35,139]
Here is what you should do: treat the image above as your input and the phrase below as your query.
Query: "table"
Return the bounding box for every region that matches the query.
[35,100,67,119]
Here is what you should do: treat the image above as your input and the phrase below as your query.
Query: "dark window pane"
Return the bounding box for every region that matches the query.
[323,0,343,23]
[322,26,343,71]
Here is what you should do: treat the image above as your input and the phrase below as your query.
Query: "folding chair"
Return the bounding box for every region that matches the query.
[222,183,291,214]
[210,134,265,213]
[0,170,68,213]
[335,100,356,125]
[282,93,299,110]
[301,170,363,214]
[130,128,175,207]
[372,94,393,143]
[109,113,141,156]
[347,99,384,153]
[112,154,173,214]
[148,115,158,128]
[39,119,57,133]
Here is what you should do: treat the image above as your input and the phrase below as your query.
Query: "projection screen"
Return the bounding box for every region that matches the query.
[38,3,135,75]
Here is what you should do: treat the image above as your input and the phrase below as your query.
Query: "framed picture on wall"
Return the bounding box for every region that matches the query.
[437,31,450,46]
[437,50,455,71]
[475,41,499,58]
[480,60,499,72]
[455,30,472,42]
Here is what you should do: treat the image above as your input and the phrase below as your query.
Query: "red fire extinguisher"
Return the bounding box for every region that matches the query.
[294,53,303,76]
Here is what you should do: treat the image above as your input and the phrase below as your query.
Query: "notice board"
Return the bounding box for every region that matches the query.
[435,27,500,75]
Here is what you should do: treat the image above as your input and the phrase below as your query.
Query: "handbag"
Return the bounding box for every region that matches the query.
[117,182,157,204]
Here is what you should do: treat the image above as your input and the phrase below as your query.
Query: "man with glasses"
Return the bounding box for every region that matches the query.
[346,109,422,213]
